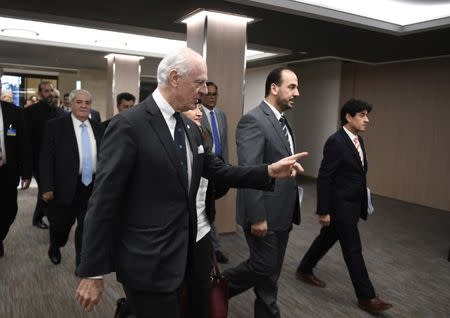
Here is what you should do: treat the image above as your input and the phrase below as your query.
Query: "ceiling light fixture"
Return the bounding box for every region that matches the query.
[0,16,277,62]
[181,10,254,25]
[1,28,39,38]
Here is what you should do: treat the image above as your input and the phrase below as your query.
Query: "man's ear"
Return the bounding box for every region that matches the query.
[345,113,353,123]
[270,83,278,96]
[168,70,180,87]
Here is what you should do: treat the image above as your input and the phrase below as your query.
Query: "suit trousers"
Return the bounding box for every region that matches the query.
[123,285,181,318]
[209,222,221,250]
[223,230,289,318]
[299,220,376,299]
[32,173,48,223]
[0,166,18,242]
[48,178,92,266]
[185,232,212,318]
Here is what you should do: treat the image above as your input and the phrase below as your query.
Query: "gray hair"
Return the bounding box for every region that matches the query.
[69,89,92,103]
[157,47,197,85]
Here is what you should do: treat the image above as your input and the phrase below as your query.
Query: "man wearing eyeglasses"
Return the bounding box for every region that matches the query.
[200,81,229,263]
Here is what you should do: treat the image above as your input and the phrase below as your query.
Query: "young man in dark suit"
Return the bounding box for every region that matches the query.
[25,81,65,229]
[296,99,392,313]
[75,48,307,318]
[0,99,32,257]
[223,67,302,318]
[39,89,103,266]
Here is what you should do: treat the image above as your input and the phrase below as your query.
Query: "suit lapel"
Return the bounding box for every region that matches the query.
[339,128,364,171]
[144,96,188,191]
[182,115,200,194]
[201,107,212,135]
[68,115,80,167]
[89,119,103,152]
[260,102,292,155]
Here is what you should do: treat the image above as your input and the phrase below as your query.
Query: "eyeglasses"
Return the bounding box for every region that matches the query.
[205,92,218,97]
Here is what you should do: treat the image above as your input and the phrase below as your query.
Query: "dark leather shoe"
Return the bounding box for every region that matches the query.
[358,297,393,312]
[215,250,229,264]
[0,241,4,257]
[48,246,61,265]
[295,269,326,288]
[33,219,49,229]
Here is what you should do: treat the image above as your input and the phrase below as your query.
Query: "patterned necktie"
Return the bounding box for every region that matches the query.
[209,111,222,156]
[173,112,188,187]
[279,116,290,143]
[80,123,93,186]
[353,136,364,165]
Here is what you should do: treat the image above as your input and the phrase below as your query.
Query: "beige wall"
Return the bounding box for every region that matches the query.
[58,69,107,120]
[340,58,450,212]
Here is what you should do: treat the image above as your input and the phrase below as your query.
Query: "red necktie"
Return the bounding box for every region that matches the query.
[353,136,364,165]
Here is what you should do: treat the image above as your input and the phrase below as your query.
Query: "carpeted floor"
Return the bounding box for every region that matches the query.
[1,179,449,317]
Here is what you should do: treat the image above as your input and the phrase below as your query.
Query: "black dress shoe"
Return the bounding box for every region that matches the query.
[48,246,61,265]
[0,241,4,257]
[215,250,229,264]
[33,219,49,229]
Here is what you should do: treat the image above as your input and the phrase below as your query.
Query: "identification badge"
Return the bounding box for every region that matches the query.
[7,124,16,137]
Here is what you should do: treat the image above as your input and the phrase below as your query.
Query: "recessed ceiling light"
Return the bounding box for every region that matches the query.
[1,28,39,37]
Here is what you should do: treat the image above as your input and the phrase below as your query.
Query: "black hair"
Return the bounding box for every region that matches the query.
[340,98,372,126]
[264,67,290,97]
[116,92,136,104]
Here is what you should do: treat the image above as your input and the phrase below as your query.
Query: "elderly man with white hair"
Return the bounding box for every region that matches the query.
[75,47,307,318]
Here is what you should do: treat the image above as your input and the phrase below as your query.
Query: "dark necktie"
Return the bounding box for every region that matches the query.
[279,116,290,143]
[173,112,188,187]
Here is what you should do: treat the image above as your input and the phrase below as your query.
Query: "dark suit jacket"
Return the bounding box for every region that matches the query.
[39,114,104,207]
[201,128,229,224]
[24,101,65,178]
[317,128,369,223]
[90,109,101,123]
[0,101,32,184]
[200,106,228,163]
[236,102,300,231]
[76,95,273,292]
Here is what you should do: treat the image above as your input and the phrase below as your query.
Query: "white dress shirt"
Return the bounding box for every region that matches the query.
[196,177,212,242]
[71,114,97,174]
[343,126,364,165]
[264,100,294,154]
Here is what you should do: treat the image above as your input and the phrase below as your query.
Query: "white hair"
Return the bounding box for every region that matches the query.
[157,47,199,85]
[69,89,92,103]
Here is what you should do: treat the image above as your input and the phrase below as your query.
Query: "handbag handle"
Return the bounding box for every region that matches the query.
[211,242,221,279]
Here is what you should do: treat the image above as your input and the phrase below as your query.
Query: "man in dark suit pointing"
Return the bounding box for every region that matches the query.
[295,99,392,313]
[223,67,302,318]
[75,48,307,318]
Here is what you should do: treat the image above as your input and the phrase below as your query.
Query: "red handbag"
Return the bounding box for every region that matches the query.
[181,247,229,318]
[208,248,229,318]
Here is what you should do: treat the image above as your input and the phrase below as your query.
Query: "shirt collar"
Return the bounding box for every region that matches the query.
[153,88,176,120]
[202,104,215,114]
[263,100,283,121]
[343,126,358,141]
[71,113,91,128]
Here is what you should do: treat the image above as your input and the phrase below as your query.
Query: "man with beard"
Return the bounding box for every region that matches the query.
[25,81,65,229]
[223,67,302,318]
